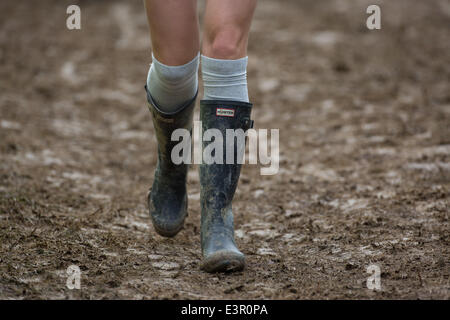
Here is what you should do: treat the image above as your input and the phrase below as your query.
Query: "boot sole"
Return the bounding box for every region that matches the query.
[201,250,245,273]
[152,220,184,238]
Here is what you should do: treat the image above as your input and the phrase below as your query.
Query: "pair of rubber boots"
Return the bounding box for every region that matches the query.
[145,85,253,273]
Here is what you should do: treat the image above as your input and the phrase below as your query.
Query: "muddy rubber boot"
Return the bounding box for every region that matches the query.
[199,100,254,272]
[145,85,197,237]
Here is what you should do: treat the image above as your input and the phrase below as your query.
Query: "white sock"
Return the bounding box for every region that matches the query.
[201,55,249,103]
[147,53,199,112]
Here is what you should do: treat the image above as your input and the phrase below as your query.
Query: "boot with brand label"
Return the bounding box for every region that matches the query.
[199,99,254,272]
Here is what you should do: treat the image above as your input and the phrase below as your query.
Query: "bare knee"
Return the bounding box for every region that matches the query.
[203,27,247,59]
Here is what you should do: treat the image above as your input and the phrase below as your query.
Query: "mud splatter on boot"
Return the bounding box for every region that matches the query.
[199,100,253,272]
[145,85,196,237]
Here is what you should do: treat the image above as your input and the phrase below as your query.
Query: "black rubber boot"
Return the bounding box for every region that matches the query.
[199,100,254,272]
[145,85,197,237]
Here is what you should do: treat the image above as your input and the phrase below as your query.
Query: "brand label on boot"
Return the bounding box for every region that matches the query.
[216,108,235,117]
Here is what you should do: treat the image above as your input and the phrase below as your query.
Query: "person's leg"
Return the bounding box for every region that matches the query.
[202,0,256,60]
[145,0,200,112]
[145,0,199,65]
[201,0,257,103]
[199,0,257,273]
[144,0,199,237]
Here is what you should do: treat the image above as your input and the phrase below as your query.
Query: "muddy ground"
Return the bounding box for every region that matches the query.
[0,0,449,299]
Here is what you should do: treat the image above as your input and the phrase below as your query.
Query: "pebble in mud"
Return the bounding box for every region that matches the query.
[257,247,276,256]
[152,262,180,271]
[148,254,163,261]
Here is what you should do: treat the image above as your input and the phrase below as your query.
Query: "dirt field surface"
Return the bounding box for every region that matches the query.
[1,0,449,299]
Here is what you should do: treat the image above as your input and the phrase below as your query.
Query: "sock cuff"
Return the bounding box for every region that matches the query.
[200,55,249,102]
[201,55,248,76]
[151,53,200,83]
